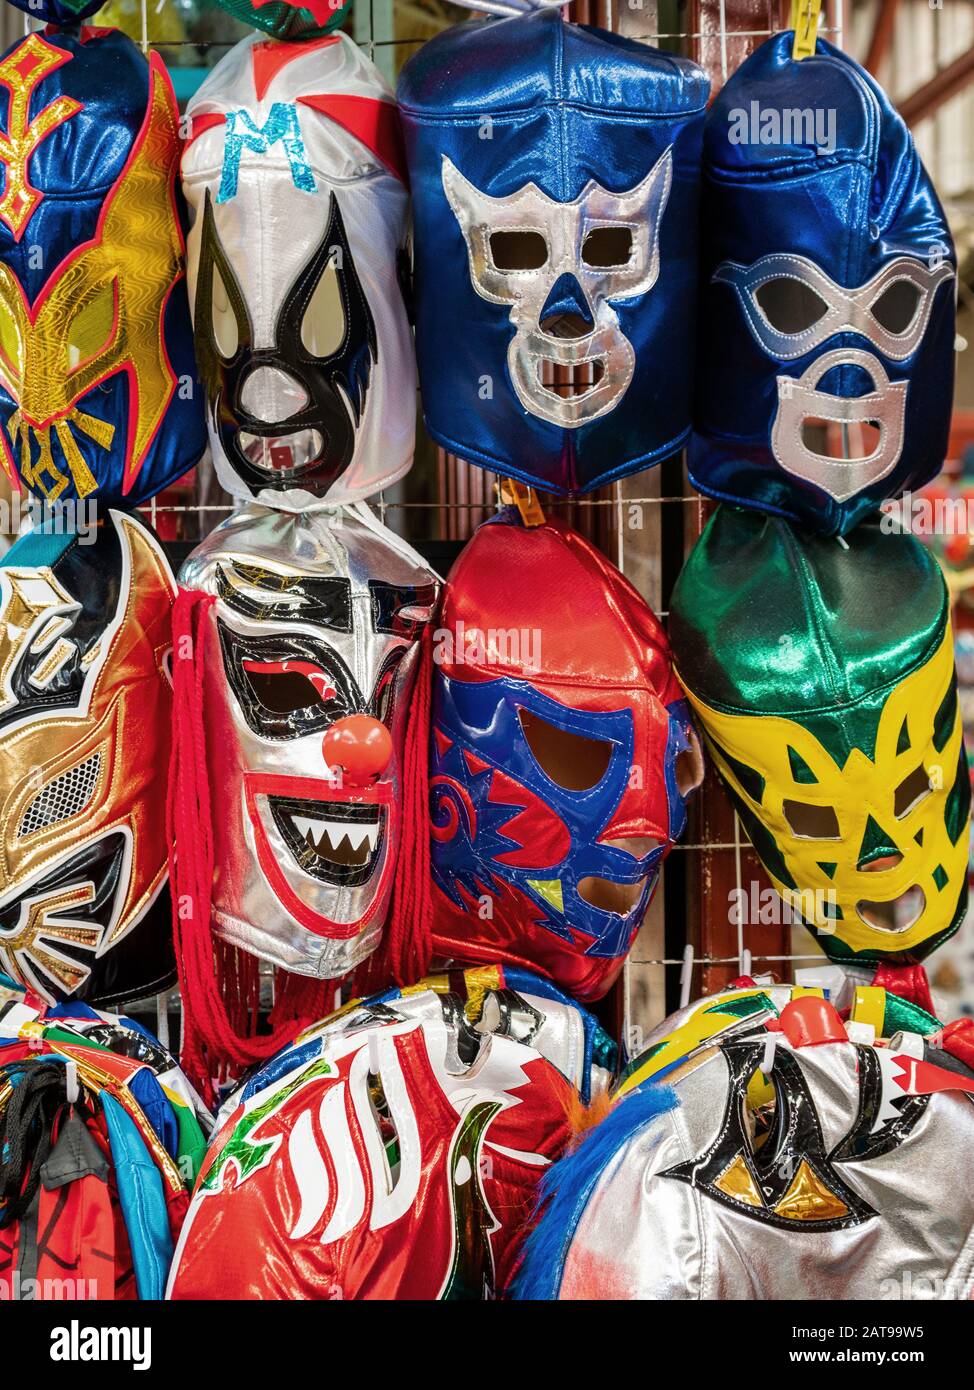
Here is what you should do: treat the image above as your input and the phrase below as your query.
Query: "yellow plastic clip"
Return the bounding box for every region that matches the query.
[851,985,887,1038]
[497,477,546,527]
[790,0,822,61]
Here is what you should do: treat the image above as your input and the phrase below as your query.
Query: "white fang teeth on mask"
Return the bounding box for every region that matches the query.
[291,814,379,860]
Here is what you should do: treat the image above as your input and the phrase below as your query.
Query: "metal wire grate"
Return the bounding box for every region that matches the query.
[13,0,849,1042]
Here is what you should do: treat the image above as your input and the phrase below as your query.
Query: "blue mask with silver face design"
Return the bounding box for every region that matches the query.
[690,32,955,536]
[398,8,709,496]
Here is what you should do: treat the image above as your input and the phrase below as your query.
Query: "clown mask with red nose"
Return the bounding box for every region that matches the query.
[168,502,438,1087]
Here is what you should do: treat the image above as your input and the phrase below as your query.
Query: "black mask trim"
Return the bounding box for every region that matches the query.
[662,1041,876,1231]
[0,831,174,1007]
[369,580,437,641]
[269,795,385,888]
[216,560,352,631]
[218,621,363,741]
[195,188,377,498]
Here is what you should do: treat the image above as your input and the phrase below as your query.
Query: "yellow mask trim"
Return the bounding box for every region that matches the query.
[0,36,82,241]
[613,988,827,1099]
[773,1159,850,1222]
[714,1153,764,1207]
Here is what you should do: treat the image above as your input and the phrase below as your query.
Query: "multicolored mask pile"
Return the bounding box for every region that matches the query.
[0,0,967,1310]
[0,981,210,1301]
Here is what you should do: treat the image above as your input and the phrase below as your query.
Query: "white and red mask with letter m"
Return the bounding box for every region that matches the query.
[168,503,438,1096]
[181,32,414,508]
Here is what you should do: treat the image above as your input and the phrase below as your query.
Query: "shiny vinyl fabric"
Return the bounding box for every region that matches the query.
[398,9,709,495]
[210,0,353,41]
[670,506,970,965]
[2,0,104,24]
[177,503,438,978]
[0,992,206,1301]
[0,511,176,1008]
[166,986,575,1300]
[690,32,955,536]
[0,30,205,508]
[181,33,415,510]
[430,511,702,1001]
[518,992,974,1300]
[270,963,617,1109]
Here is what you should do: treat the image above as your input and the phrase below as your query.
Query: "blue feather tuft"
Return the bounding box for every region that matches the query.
[513,1083,679,1301]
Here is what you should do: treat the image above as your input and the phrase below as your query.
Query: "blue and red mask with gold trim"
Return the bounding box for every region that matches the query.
[0,28,205,508]
[429,513,703,1001]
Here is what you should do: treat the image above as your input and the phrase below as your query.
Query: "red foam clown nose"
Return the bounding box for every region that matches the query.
[777,996,848,1049]
[323,715,393,785]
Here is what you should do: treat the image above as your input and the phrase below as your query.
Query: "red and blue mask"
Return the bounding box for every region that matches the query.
[429,513,702,1001]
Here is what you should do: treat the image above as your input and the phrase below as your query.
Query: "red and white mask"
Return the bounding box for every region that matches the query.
[181,32,414,509]
[166,988,574,1300]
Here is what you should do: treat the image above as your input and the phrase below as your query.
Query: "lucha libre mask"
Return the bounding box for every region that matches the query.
[167,985,575,1300]
[172,503,438,983]
[208,0,353,42]
[517,994,974,1300]
[0,511,176,1007]
[398,8,709,495]
[181,32,414,508]
[429,513,703,1001]
[0,30,205,508]
[690,33,956,536]
[670,506,970,966]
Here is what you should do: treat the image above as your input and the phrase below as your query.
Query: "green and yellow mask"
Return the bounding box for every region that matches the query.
[670,506,970,964]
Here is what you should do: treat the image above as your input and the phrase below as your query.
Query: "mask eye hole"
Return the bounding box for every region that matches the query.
[675,728,705,797]
[489,231,547,271]
[578,872,654,916]
[211,262,239,360]
[301,251,346,358]
[782,799,841,839]
[894,764,931,817]
[518,707,612,791]
[871,279,922,335]
[754,277,828,334]
[243,659,339,715]
[582,226,633,268]
[67,281,117,373]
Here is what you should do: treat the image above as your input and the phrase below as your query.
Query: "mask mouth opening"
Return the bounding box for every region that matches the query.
[799,418,881,460]
[856,854,926,933]
[270,796,385,888]
[237,427,323,475]
[536,357,605,400]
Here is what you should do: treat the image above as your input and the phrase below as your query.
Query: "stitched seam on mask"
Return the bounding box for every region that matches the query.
[421,420,691,490]
[703,155,874,183]
[677,620,951,721]
[670,1095,709,1299]
[398,103,707,124]
[685,465,836,530]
